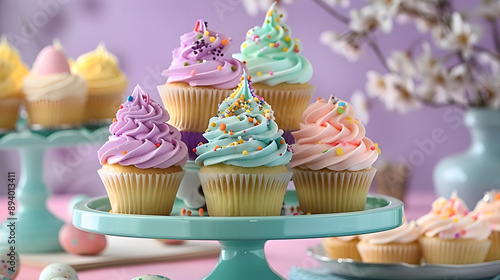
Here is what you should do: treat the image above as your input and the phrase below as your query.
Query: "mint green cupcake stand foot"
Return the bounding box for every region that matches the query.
[0,125,109,252]
[73,191,403,279]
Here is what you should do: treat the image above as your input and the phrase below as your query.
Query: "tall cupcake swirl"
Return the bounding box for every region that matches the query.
[98,85,188,169]
[162,20,245,89]
[195,72,292,167]
[233,3,313,86]
[289,96,379,171]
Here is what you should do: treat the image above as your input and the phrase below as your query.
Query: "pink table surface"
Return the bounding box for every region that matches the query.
[0,190,435,280]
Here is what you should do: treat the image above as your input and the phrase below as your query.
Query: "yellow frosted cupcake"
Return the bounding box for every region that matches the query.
[417,192,492,264]
[288,97,379,214]
[323,236,362,261]
[195,73,292,217]
[472,190,500,261]
[0,36,29,93]
[72,43,127,124]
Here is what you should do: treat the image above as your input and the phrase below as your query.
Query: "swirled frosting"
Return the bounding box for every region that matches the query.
[233,3,312,86]
[0,58,17,98]
[417,193,492,240]
[0,36,29,93]
[162,20,245,89]
[195,72,292,167]
[359,220,420,244]
[23,45,87,102]
[473,190,500,232]
[289,97,379,171]
[98,85,188,169]
[72,43,127,95]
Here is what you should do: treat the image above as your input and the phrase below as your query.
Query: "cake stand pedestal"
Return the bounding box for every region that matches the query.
[0,126,109,252]
[73,191,403,280]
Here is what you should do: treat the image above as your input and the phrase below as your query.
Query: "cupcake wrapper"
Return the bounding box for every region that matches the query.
[253,86,314,131]
[85,92,124,123]
[198,171,292,216]
[282,130,295,145]
[292,168,376,214]
[356,240,422,264]
[486,231,500,262]
[181,131,206,160]
[25,97,85,129]
[0,98,21,132]
[97,168,185,215]
[323,238,362,261]
[419,237,491,264]
[157,84,233,132]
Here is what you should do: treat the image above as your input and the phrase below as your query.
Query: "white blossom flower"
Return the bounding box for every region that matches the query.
[415,43,441,78]
[448,64,470,105]
[320,30,362,61]
[365,70,390,99]
[473,0,500,20]
[416,65,451,104]
[369,0,401,15]
[387,50,414,77]
[385,75,422,114]
[397,0,438,32]
[477,52,500,75]
[350,90,370,124]
[242,0,288,18]
[324,0,350,9]
[437,12,481,58]
[349,5,393,33]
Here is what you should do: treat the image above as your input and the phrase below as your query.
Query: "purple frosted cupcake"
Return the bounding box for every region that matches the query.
[98,84,188,215]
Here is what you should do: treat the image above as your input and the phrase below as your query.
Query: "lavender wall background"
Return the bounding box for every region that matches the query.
[0,0,481,196]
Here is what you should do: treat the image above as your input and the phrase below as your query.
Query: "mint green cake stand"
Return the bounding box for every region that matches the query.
[0,125,109,252]
[73,191,403,280]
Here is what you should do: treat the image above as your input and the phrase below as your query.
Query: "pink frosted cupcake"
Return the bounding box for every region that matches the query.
[289,96,379,214]
[98,85,188,215]
[472,190,500,261]
[417,192,492,264]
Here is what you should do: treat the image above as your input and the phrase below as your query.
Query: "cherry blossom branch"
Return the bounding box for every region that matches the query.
[458,52,486,107]
[364,35,390,72]
[312,0,349,24]
[488,19,500,54]
[473,45,500,60]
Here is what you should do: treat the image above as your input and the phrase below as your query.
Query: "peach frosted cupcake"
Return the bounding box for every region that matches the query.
[417,192,492,264]
[472,190,500,261]
[288,97,379,214]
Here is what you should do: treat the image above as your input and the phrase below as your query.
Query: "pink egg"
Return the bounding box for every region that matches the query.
[32,45,71,75]
[59,224,107,255]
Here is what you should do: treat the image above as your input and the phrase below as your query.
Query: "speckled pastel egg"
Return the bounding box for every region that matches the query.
[131,275,171,280]
[39,263,78,280]
[0,275,12,280]
[0,247,20,279]
[59,224,107,255]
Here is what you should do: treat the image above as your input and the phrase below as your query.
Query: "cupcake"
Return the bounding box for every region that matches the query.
[23,45,87,129]
[288,97,379,214]
[233,3,314,143]
[323,236,362,261]
[472,190,500,261]
[195,72,292,217]
[357,219,422,264]
[0,36,29,131]
[158,19,245,159]
[417,192,492,264]
[72,43,128,124]
[97,85,188,215]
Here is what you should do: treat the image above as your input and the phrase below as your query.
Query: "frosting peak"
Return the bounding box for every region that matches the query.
[0,36,29,92]
[98,85,188,169]
[162,20,245,89]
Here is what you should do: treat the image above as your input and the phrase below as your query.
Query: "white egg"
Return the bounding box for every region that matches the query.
[131,275,171,280]
[0,275,12,280]
[0,247,19,279]
[39,263,78,280]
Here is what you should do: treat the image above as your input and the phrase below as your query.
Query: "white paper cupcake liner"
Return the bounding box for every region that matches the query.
[0,98,21,131]
[419,236,491,264]
[486,231,500,261]
[198,171,292,216]
[25,97,86,129]
[356,240,422,264]
[292,168,376,214]
[98,168,185,215]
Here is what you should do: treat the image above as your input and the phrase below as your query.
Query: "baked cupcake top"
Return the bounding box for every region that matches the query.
[473,190,500,232]
[416,192,491,240]
[0,58,17,99]
[233,3,313,86]
[98,85,188,169]
[359,219,420,244]
[194,72,292,167]
[23,45,87,102]
[0,36,29,93]
[162,20,245,89]
[71,43,127,95]
[289,97,379,171]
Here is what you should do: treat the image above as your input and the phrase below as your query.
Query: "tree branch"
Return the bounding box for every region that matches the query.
[312,0,350,24]
[365,35,390,72]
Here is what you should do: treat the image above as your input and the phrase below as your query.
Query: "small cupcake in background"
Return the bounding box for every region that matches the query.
[357,219,422,264]
[195,72,292,217]
[72,43,127,124]
[472,190,500,261]
[288,96,379,214]
[97,85,187,215]
[158,19,245,159]
[323,235,362,261]
[234,3,314,143]
[23,44,87,129]
[417,192,492,264]
[0,58,20,132]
